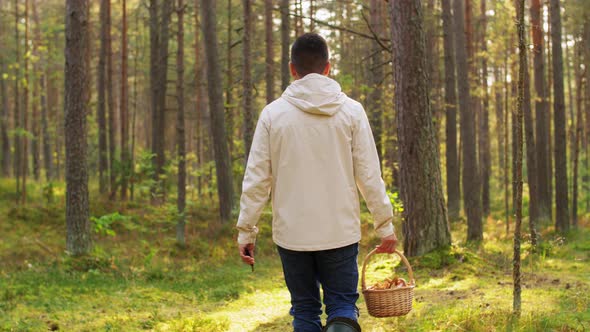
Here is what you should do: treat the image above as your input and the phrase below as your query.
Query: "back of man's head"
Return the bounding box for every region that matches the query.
[290,33,329,77]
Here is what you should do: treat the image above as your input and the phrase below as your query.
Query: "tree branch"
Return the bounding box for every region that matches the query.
[275,8,391,44]
[360,9,391,53]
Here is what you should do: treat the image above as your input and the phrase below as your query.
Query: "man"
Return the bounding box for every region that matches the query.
[236,33,397,332]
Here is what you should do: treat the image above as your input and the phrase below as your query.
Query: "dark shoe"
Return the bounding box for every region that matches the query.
[322,317,361,332]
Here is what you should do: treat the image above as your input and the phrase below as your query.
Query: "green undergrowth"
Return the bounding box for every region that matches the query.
[0,178,589,331]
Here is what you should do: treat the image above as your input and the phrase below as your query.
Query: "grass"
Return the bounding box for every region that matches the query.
[0,178,589,331]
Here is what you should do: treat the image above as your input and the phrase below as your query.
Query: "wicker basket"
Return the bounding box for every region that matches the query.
[361,248,415,317]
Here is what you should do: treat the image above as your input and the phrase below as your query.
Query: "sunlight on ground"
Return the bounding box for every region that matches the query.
[207,288,292,332]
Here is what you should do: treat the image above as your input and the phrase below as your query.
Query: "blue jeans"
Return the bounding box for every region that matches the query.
[277,243,360,332]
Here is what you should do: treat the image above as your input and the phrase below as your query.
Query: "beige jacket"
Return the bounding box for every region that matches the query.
[236,73,394,251]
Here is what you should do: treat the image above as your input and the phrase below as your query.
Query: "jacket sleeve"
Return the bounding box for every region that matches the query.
[352,105,395,238]
[236,109,272,244]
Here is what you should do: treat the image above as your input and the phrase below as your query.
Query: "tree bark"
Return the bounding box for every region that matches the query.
[107,0,116,198]
[130,2,140,201]
[14,0,21,197]
[524,74,540,245]
[280,0,290,91]
[479,0,490,217]
[549,0,568,233]
[454,0,482,241]
[428,0,442,148]
[32,0,47,182]
[571,41,582,228]
[530,0,551,221]
[97,0,108,193]
[225,0,234,155]
[0,60,9,177]
[65,0,91,255]
[368,0,383,166]
[149,0,172,202]
[494,67,506,226]
[201,0,234,222]
[21,0,29,203]
[513,0,525,315]
[389,0,451,257]
[265,0,275,104]
[546,2,554,213]
[504,36,511,233]
[120,0,129,200]
[242,0,254,160]
[176,0,186,246]
[522,15,539,247]
[194,0,203,199]
[584,21,590,213]
[442,0,460,220]
[31,0,41,182]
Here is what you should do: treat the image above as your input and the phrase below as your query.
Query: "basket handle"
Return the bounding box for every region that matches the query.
[361,248,415,290]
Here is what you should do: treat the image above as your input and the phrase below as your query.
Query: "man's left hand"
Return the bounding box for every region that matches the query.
[375,233,398,254]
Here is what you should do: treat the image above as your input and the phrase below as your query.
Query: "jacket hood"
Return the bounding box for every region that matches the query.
[281,73,347,116]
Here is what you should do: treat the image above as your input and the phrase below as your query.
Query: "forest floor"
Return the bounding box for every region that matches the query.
[0,179,589,331]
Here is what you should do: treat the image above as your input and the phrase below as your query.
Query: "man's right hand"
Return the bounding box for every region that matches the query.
[376,233,398,254]
[239,243,256,265]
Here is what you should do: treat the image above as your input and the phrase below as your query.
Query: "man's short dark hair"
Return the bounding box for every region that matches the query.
[290,33,329,77]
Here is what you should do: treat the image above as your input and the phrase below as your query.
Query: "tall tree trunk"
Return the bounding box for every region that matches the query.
[309,0,314,30]
[201,0,234,222]
[40,74,52,181]
[504,36,511,233]
[294,0,302,36]
[546,2,553,213]
[442,0,459,220]
[368,0,383,166]
[97,0,108,194]
[194,0,203,199]
[584,21,590,212]
[549,0,569,233]
[149,0,159,201]
[280,0,290,91]
[21,0,29,203]
[14,0,21,196]
[31,0,41,182]
[31,63,40,182]
[494,67,506,225]
[512,67,518,216]
[565,39,574,186]
[176,0,186,246]
[120,0,129,200]
[442,0,461,220]
[479,0,490,217]
[33,5,53,182]
[530,0,551,221]
[571,42,582,229]
[426,0,442,149]
[242,0,254,160]
[264,0,274,104]
[225,0,234,155]
[107,0,116,198]
[149,0,172,203]
[158,0,172,195]
[454,0,482,241]
[0,61,9,177]
[522,20,539,247]
[389,0,451,257]
[130,3,141,201]
[513,0,525,315]
[65,0,91,256]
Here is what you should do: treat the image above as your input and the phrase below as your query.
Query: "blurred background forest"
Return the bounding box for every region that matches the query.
[0,0,589,331]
